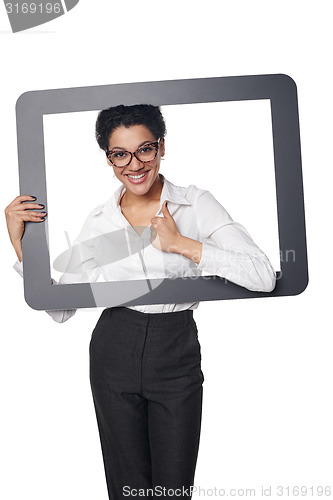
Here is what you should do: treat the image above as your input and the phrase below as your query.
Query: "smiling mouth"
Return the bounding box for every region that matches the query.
[125,170,150,181]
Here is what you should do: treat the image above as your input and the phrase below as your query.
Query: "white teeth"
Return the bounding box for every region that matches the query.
[127,172,147,179]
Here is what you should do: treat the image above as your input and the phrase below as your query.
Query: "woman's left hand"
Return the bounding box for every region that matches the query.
[150,201,182,253]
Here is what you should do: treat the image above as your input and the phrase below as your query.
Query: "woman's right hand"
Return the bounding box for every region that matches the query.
[4,195,47,262]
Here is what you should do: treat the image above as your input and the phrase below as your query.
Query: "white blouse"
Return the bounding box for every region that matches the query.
[14,174,276,322]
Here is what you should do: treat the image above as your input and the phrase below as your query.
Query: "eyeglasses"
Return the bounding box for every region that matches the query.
[106,140,160,168]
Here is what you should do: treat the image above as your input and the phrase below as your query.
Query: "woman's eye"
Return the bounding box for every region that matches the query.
[139,146,153,154]
[113,151,126,158]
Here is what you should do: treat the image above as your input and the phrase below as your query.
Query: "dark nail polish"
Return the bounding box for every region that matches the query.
[41,217,45,221]
[39,204,44,208]
[31,196,37,200]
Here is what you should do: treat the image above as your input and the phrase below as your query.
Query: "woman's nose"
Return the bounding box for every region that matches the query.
[128,155,143,170]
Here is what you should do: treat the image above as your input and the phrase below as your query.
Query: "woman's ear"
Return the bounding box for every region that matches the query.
[105,150,112,166]
[160,138,165,157]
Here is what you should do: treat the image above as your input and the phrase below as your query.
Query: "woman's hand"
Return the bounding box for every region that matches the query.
[150,201,182,253]
[150,200,203,264]
[4,195,47,262]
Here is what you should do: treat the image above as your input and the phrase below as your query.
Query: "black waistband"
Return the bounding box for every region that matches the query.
[103,306,194,327]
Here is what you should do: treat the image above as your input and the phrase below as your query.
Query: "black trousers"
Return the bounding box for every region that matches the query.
[89,306,204,499]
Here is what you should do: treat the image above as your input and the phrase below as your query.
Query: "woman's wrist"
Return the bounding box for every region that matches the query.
[172,235,203,265]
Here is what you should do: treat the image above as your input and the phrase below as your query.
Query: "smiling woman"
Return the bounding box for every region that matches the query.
[95,105,168,236]
[5,103,276,500]
[106,124,165,223]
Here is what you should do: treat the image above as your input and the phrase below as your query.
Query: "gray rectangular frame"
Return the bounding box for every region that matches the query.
[16,74,308,310]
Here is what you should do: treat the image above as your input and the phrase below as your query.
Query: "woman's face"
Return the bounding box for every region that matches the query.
[107,124,165,197]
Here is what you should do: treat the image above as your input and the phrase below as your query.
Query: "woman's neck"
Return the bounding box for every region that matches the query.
[120,174,164,209]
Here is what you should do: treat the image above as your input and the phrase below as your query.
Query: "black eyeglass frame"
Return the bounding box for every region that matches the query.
[106,139,161,168]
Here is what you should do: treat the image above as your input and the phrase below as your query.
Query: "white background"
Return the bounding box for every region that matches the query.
[1,1,332,499]
[43,100,279,281]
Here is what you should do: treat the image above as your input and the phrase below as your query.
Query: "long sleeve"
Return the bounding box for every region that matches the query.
[13,259,76,323]
[195,191,276,292]
[13,212,102,323]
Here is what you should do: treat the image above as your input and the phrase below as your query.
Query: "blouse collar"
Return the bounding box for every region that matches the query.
[91,174,191,218]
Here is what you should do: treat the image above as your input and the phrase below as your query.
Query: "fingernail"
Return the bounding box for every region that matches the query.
[166,201,168,207]
[41,217,45,221]
[41,212,47,215]
[31,196,37,200]
[39,204,44,208]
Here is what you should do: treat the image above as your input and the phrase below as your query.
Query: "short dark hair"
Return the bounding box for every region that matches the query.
[95,104,167,151]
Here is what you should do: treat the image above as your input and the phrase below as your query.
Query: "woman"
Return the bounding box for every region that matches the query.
[5,104,276,499]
